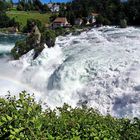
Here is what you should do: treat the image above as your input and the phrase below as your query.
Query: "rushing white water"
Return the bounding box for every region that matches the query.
[0,27,140,118]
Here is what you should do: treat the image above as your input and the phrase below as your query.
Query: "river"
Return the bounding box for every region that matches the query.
[0,26,140,118]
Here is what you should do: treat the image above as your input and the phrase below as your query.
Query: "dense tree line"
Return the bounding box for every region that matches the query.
[58,0,140,25]
[17,0,50,12]
[0,1,19,28]
[0,0,13,11]
[0,13,19,28]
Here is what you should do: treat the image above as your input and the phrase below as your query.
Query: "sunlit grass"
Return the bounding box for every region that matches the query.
[7,11,51,29]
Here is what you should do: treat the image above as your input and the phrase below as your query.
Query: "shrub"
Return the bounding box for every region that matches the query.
[0,1,7,12]
[22,19,44,33]
[0,92,140,139]
[11,40,28,59]
[11,28,57,59]
[42,4,51,13]
[120,19,127,28]
[96,15,104,25]
[42,29,56,48]
[49,14,58,22]
[55,27,66,36]
[11,33,45,60]
[0,13,19,28]
[17,4,24,11]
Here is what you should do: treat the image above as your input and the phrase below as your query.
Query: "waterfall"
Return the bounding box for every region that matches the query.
[0,27,140,118]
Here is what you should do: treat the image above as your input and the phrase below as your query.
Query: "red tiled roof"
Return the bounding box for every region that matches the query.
[53,17,68,23]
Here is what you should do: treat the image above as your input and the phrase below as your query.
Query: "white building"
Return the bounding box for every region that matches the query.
[74,18,83,25]
[88,13,99,24]
[47,3,60,12]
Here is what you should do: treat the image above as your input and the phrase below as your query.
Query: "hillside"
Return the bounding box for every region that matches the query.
[6,11,51,29]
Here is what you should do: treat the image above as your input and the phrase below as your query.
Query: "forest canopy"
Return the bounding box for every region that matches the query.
[58,0,140,25]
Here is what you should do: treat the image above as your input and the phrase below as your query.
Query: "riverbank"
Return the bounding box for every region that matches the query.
[0,24,94,36]
[0,28,26,35]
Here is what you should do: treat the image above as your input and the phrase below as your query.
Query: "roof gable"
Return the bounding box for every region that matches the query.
[53,17,68,23]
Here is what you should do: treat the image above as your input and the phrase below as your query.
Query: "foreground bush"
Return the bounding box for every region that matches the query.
[0,92,140,139]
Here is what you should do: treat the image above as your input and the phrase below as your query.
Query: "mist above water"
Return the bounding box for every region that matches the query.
[0,27,140,118]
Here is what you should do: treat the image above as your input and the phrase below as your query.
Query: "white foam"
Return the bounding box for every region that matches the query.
[0,27,140,118]
[0,44,14,53]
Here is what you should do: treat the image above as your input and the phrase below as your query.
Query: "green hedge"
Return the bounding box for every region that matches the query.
[0,92,140,139]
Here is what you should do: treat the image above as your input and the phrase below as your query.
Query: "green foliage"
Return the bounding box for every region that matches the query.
[11,21,56,59]
[119,19,127,28]
[0,92,140,139]
[61,0,140,25]
[17,4,24,11]
[0,1,6,12]
[0,92,42,139]
[42,29,56,48]
[11,33,45,60]
[95,15,111,26]
[42,4,51,13]
[95,15,104,25]
[0,1,18,28]
[5,1,13,11]
[0,12,18,28]
[49,14,58,23]
[22,18,44,33]
[55,27,66,36]
[11,39,29,59]
[16,0,50,12]
[0,1,13,12]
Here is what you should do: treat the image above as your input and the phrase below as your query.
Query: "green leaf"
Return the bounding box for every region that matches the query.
[14,128,20,133]
[10,130,16,135]
[104,138,108,140]
[9,135,15,140]
[0,121,4,126]
[6,115,12,121]
[94,137,100,140]
[9,125,13,129]
[1,116,7,122]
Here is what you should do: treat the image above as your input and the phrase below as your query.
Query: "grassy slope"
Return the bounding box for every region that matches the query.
[6,11,51,29]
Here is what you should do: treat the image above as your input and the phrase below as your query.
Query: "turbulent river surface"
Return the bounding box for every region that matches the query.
[0,27,140,118]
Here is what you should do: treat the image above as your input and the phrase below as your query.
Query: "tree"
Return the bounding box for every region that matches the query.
[49,14,58,22]
[17,0,43,11]
[22,19,43,33]
[120,19,127,28]
[0,1,7,12]
[17,4,24,11]
[42,29,56,48]
[95,15,104,25]
[42,4,51,13]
